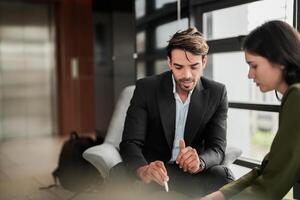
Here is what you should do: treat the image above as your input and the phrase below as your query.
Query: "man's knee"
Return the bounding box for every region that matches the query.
[109,162,133,185]
[208,165,235,184]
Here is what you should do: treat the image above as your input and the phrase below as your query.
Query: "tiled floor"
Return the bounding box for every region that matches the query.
[0,136,250,200]
[0,135,188,200]
[0,136,100,200]
[0,136,249,200]
[0,136,221,200]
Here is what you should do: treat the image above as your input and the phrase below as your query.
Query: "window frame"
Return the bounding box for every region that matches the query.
[135,0,190,76]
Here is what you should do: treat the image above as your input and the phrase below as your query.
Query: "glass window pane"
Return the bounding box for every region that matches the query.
[208,52,280,105]
[230,164,252,179]
[227,109,278,161]
[136,31,145,53]
[135,0,145,19]
[203,0,294,40]
[155,0,176,9]
[155,18,188,49]
[154,59,169,74]
[136,62,146,80]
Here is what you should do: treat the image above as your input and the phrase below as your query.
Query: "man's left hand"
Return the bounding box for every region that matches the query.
[176,138,203,173]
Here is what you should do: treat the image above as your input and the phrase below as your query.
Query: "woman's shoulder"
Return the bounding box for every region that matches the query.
[282,83,300,104]
[289,83,300,91]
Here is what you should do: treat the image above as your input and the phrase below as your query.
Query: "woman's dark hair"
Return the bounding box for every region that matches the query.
[243,20,300,85]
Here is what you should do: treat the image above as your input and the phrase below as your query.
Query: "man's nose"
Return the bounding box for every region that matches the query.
[183,69,192,79]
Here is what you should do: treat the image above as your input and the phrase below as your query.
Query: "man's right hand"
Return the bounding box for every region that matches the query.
[136,161,169,186]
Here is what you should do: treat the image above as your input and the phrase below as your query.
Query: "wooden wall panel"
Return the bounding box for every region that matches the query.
[56,0,95,135]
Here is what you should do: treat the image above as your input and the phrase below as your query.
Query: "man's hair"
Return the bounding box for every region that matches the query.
[166,27,209,59]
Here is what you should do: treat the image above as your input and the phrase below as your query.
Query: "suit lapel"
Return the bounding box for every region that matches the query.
[184,78,210,145]
[157,72,175,150]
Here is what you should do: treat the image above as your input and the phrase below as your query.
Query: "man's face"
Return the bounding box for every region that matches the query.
[168,49,207,93]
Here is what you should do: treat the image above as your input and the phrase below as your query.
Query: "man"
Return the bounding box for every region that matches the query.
[114,27,233,198]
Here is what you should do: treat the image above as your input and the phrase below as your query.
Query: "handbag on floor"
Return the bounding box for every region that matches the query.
[42,131,104,192]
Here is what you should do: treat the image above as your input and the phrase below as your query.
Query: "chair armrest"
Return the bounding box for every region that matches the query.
[83,143,122,179]
[222,146,242,167]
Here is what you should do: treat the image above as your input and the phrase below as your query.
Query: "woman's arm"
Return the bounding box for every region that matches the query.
[227,86,300,200]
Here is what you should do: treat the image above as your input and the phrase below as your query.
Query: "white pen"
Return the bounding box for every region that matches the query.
[164,181,169,192]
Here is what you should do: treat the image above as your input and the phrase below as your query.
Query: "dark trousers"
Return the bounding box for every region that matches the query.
[107,162,234,199]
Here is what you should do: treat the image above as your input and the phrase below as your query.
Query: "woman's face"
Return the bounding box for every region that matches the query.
[245,51,287,93]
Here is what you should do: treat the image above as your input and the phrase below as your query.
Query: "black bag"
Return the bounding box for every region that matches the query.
[52,131,103,192]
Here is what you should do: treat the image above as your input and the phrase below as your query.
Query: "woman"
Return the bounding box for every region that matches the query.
[201,20,300,200]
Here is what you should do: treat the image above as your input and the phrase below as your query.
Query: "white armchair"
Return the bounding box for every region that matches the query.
[83,85,242,180]
[83,85,135,179]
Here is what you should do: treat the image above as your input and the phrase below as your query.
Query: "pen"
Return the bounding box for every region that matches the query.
[164,181,169,192]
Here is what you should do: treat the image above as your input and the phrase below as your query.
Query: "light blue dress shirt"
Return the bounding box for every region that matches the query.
[169,75,194,162]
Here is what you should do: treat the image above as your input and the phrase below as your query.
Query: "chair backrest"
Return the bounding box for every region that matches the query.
[104,85,135,148]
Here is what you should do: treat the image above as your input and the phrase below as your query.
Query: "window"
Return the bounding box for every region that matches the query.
[135,0,189,77]
[135,0,145,19]
[207,52,280,105]
[136,61,146,80]
[136,31,145,53]
[155,0,177,9]
[154,59,169,74]
[227,109,278,161]
[203,0,294,40]
[197,0,294,162]
[155,18,188,49]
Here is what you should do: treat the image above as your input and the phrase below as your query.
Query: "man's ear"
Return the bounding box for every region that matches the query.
[167,56,172,70]
[202,55,208,69]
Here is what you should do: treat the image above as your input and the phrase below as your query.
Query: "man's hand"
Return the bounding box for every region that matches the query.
[176,138,203,173]
[200,191,225,200]
[136,161,169,186]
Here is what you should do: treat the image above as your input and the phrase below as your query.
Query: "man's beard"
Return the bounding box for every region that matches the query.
[178,78,195,91]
